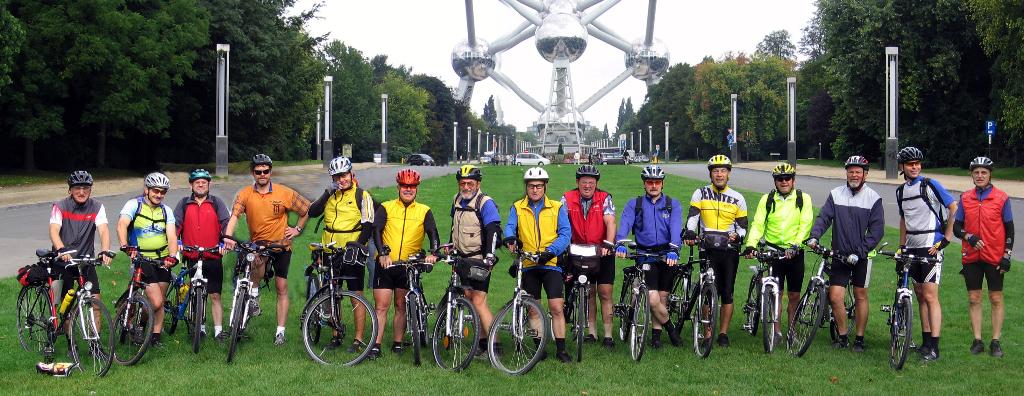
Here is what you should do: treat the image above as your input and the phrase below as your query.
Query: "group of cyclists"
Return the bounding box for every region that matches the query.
[36,146,1010,371]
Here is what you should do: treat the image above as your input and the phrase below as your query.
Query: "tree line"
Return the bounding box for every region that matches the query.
[0,0,498,171]
[617,0,1023,168]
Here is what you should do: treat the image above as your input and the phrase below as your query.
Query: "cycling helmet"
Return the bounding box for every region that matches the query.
[396,169,421,185]
[455,164,482,181]
[640,165,666,180]
[67,170,94,187]
[771,162,796,177]
[523,167,549,182]
[575,164,600,180]
[328,156,353,176]
[189,168,212,183]
[250,153,273,169]
[144,172,170,189]
[707,154,732,170]
[844,155,869,170]
[897,146,924,164]
[969,156,994,171]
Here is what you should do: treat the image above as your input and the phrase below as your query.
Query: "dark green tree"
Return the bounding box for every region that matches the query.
[482,95,498,127]
[756,30,797,60]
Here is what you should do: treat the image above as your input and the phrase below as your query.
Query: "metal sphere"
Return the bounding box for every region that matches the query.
[451,39,494,81]
[535,13,588,63]
[625,38,670,81]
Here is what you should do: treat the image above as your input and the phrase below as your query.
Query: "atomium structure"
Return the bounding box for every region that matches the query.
[451,0,669,154]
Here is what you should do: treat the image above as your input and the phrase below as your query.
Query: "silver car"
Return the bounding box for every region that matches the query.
[514,153,551,166]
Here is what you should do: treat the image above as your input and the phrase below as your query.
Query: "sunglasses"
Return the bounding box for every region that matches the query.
[526,184,546,190]
[399,184,418,189]
[150,188,168,195]
[774,176,794,182]
[253,169,271,175]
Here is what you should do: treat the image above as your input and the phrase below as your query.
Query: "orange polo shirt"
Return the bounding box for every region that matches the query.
[231,182,310,247]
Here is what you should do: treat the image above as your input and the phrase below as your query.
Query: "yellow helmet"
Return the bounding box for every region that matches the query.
[707,154,732,170]
[771,162,796,177]
[455,164,482,181]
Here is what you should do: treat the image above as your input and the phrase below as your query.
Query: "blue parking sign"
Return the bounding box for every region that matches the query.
[986,120,997,136]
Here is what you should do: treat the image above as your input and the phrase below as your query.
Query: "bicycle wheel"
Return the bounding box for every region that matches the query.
[692,282,718,358]
[112,293,154,366]
[407,292,425,366]
[617,277,637,342]
[302,291,378,366]
[788,283,827,357]
[226,285,249,364]
[742,274,760,336]
[630,285,650,361]
[574,286,587,362]
[890,296,914,370]
[488,297,549,375]
[829,288,855,343]
[667,277,688,330]
[67,296,114,377]
[761,283,780,353]
[17,285,50,353]
[166,281,183,335]
[190,285,206,354]
[431,295,480,371]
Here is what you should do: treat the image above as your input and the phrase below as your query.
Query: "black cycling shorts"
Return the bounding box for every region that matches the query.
[828,255,872,289]
[462,270,491,293]
[54,262,101,295]
[567,255,615,286]
[140,259,173,284]
[337,263,366,292]
[639,260,676,292]
[523,268,564,299]
[706,249,740,304]
[769,250,805,294]
[187,258,224,294]
[962,261,1004,291]
[267,250,292,279]
[906,248,942,284]
[373,264,409,290]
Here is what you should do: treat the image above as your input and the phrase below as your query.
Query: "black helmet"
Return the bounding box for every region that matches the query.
[67,170,94,187]
[897,146,924,164]
[969,156,994,171]
[250,153,273,169]
[575,164,600,180]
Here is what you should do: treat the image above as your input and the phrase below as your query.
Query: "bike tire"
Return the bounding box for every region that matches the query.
[574,286,587,362]
[761,283,779,353]
[302,291,378,366]
[630,285,650,361]
[17,285,50,353]
[617,276,637,342]
[167,281,184,335]
[431,295,480,371]
[890,296,914,370]
[829,288,855,343]
[667,278,688,330]
[407,292,425,366]
[788,283,827,357]
[67,296,114,377]
[693,282,718,358]
[113,293,154,366]
[226,286,248,364]
[488,297,549,376]
[742,274,761,337]
[191,285,206,354]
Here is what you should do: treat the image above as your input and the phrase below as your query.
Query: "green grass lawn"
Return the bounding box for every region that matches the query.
[1,165,1018,394]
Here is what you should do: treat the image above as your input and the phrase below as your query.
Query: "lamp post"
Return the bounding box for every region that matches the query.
[730,93,739,162]
[322,76,333,168]
[648,125,652,154]
[466,126,471,161]
[215,44,230,176]
[380,93,388,164]
[453,121,458,165]
[787,77,797,166]
[664,121,669,162]
[885,47,899,179]
[315,106,322,161]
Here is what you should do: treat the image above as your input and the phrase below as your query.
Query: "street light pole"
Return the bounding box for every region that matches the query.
[380,93,388,164]
[453,121,458,165]
[730,93,739,162]
[787,77,797,166]
[215,44,230,177]
[322,76,333,168]
[664,121,669,162]
[885,47,899,179]
[315,106,322,161]
[648,125,652,154]
[466,126,471,161]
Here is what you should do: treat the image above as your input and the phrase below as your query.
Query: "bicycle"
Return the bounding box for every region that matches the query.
[179,244,220,354]
[223,236,285,363]
[680,239,721,358]
[300,241,378,366]
[16,249,114,377]
[877,248,938,370]
[614,241,661,362]
[389,251,435,366]
[431,244,482,371]
[563,243,602,363]
[111,254,158,366]
[487,250,550,375]
[788,243,859,357]
[740,244,787,353]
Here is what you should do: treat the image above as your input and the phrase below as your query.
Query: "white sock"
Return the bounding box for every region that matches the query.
[276,326,285,335]
[200,324,207,333]
[214,325,223,335]
[250,288,259,298]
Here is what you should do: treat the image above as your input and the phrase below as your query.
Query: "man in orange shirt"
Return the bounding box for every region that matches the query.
[223,154,311,346]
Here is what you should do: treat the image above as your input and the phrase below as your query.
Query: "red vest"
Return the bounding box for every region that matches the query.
[564,189,610,245]
[961,186,1008,266]
[180,198,223,260]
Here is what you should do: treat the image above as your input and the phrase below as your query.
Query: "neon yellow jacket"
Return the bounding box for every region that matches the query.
[744,190,814,249]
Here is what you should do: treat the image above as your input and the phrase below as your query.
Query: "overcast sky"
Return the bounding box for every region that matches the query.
[295,0,816,133]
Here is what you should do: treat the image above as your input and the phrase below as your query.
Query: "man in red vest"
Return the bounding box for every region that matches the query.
[560,165,617,349]
[173,169,231,340]
[954,156,1012,357]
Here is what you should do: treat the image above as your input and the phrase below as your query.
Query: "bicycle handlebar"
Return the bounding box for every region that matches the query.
[223,235,286,254]
[877,251,942,265]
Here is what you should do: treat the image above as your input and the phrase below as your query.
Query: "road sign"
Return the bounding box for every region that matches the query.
[986,120,997,136]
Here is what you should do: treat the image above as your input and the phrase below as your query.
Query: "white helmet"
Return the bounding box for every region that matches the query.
[144,172,170,189]
[523,167,549,182]
[328,156,353,176]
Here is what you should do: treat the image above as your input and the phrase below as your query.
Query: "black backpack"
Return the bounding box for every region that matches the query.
[763,189,804,222]
[896,178,946,230]
[315,187,380,234]
[632,194,673,236]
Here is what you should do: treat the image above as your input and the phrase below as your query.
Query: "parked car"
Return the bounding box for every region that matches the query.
[406,153,435,166]
[513,152,551,166]
[593,149,626,165]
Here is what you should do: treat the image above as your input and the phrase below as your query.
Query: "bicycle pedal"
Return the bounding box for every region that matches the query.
[426,303,436,312]
[879,305,891,312]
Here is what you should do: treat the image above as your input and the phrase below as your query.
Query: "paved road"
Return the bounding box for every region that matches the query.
[661,163,1024,261]
[0,165,455,273]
